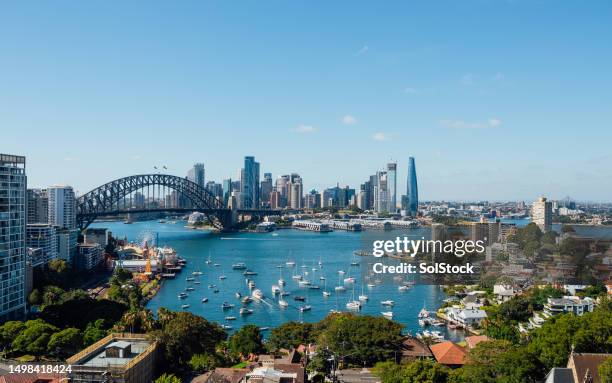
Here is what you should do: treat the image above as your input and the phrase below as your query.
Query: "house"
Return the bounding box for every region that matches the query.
[400,337,433,362]
[429,341,467,368]
[445,307,487,327]
[493,284,517,303]
[544,296,595,316]
[465,335,489,349]
[192,368,250,383]
[544,351,611,383]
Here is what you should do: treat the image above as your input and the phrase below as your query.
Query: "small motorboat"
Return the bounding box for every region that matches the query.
[334,286,346,292]
[232,263,247,270]
[235,292,242,298]
[201,297,208,303]
[346,301,361,310]
[294,296,306,301]
[381,300,395,307]
[299,305,312,312]
[382,311,393,320]
[279,299,288,308]
[243,270,258,276]
[323,291,331,297]
[225,316,237,321]
[240,308,253,315]
[186,277,195,282]
[222,302,234,310]
[181,304,190,309]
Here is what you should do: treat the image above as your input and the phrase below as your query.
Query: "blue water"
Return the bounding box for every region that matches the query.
[91,221,465,341]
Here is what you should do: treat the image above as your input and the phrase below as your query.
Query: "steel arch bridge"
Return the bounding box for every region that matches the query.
[76,174,233,230]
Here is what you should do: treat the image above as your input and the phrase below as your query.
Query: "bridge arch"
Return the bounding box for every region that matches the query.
[76,174,230,230]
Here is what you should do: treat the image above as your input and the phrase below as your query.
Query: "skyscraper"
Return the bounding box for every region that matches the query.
[406,157,419,216]
[187,163,206,188]
[27,188,48,224]
[48,185,76,229]
[386,162,397,213]
[260,173,273,207]
[0,154,27,321]
[374,170,388,213]
[222,179,232,206]
[532,196,552,233]
[240,156,260,209]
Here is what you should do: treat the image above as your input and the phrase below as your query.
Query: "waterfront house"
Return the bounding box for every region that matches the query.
[445,307,487,327]
[429,342,467,368]
[493,284,518,303]
[544,296,595,316]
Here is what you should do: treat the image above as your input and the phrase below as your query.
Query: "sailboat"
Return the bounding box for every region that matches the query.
[279,298,288,308]
[358,279,368,302]
[346,284,361,310]
[322,278,331,297]
[278,267,285,287]
[334,271,346,292]
[205,251,212,265]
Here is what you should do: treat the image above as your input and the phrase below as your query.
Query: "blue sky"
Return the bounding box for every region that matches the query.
[2,1,612,201]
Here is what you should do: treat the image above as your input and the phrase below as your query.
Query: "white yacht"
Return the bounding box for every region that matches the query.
[279,299,289,308]
[382,311,393,319]
[252,289,264,300]
[381,300,395,307]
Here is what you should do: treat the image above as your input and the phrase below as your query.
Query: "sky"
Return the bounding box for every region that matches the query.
[1,1,612,201]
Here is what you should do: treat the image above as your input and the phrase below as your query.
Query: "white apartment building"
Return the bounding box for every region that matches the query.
[48,185,76,229]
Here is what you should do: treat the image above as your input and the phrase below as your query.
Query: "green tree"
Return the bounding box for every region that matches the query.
[267,321,318,351]
[189,353,221,374]
[498,297,532,322]
[11,320,58,358]
[317,313,403,367]
[47,328,83,358]
[0,321,26,355]
[599,357,612,383]
[42,285,66,307]
[151,311,227,372]
[154,373,182,383]
[228,324,264,358]
[83,319,108,346]
[28,289,41,305]
[374,360,450,383]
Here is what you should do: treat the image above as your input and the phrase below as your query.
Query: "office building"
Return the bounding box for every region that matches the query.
[387,162,397,213]
[532,196,553,233]
[406,157,419,216]
[0,154,27,321]
[187,163,206,188]
[260,173,273,207]
[27,188,48,224]
[241,156,260,209]
[206,181,223,201]
[48,185,76,229]
[270,191,281,210]
[288,175,303,209]
[222,178,232,206]
[26,224,58,267]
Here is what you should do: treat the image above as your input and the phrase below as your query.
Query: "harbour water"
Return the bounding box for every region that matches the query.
[92,221,463,340]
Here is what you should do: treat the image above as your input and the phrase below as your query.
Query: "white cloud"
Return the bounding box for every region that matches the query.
[356,45,369,55]
[404,87,418,94]
[488,118,502,127]
[372,132,387,141]
[295,125,316,133]
[460,73,474,86]
[440,118,502,129]
[342,115,357,125]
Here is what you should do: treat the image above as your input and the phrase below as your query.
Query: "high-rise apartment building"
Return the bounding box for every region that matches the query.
[26,224,58,267]
[187,163,206,188]
[48,185,76,229]
[532,196,553,233]
[406,157,419,216]
[386,162,397,213]
[374,171,388,213]
[275,175,290,208]
[0,154,27,321]
[27,188,48,224]
[240,156,260,209]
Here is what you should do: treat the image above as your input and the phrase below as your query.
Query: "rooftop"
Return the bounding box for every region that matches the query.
[429,342,467,366]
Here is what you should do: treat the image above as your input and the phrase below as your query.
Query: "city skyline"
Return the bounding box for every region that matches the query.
[2,1,612,201]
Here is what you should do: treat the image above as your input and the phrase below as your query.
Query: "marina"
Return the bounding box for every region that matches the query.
[93,220,477,341]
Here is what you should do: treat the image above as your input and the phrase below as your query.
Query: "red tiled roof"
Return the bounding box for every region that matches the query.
[429,342,467,365]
